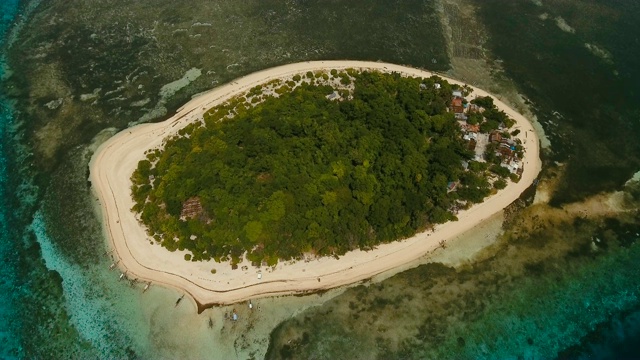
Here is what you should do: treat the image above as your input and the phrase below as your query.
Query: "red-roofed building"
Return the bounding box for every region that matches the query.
[451,97,464,114]
[466,124,480,132]
[489,131,502,143]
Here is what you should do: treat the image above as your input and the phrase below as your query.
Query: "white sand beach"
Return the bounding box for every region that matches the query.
[89,60,541,307]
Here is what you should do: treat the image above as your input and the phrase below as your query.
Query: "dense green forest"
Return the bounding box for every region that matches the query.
[130,70,512,266]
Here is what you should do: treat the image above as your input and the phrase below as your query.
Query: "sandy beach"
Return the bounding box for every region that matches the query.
[89,60,541,308]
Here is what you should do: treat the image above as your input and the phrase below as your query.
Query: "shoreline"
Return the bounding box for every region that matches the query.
[89,60,541,309]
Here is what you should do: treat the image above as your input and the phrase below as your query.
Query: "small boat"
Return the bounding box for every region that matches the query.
[119,272,126,281]
[143,282,151,293]
[175,294,185,307]
[109,260,120,270]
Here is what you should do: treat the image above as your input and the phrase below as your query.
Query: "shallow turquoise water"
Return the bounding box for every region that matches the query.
[0,1,23,358]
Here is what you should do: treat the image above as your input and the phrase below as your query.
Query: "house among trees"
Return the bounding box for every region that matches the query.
[463,132,478,141]
[180,197,205,220]
[447,181,458,192]
[451,97,464,114]
[326,91,340,101]
[455,112,468,120]
[466,123,480,132]
[501,158,521,174]
[467,103,484,113]
[467,138,477,151]
[489,130,502,143]
[499,143,514,157]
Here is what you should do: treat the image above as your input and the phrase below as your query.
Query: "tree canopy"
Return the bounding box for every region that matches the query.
[130,70,506,266]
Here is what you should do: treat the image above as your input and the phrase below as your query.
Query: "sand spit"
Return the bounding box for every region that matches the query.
[90,61,541,308]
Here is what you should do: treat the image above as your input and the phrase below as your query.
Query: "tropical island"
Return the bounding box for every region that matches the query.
[130,69,522,268]
[90,61,540,307]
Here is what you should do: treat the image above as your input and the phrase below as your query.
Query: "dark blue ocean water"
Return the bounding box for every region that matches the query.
[473,1,640,358]
[0,1,23,358]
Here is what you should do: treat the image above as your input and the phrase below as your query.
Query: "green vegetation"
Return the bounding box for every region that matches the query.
[131,70,510,265]
[472,96,515,132]
[493,179,507,190]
